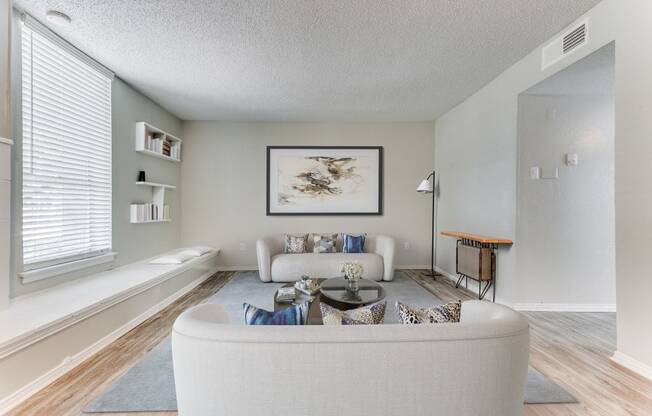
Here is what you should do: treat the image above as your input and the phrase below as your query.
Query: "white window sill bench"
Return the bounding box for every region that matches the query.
[19,252,118,284]
[0,249,219,359]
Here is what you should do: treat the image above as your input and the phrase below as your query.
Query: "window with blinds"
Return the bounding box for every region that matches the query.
[21,19,113,271]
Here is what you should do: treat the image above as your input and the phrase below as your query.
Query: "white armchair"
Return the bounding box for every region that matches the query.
[256,234,396,282]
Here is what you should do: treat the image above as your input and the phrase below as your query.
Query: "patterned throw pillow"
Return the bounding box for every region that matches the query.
[312,233,338,253]
[284,234,308,254]
[243,302,308,325]
[319,301,386,325]
[396,300,462,324]
[342,233,366,253]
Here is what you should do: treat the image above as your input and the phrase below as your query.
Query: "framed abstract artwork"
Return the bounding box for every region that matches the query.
[266,146,383,215]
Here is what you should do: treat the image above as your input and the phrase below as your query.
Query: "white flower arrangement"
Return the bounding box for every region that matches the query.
[341,261,364,281]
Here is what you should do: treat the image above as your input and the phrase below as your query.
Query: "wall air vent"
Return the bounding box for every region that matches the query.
[563,23,587,53]
[541,19,589,70]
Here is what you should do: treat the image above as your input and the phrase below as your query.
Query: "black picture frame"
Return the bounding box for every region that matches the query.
[266,146,383,216]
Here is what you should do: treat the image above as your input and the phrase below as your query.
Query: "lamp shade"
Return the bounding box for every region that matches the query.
[417,179,433,193]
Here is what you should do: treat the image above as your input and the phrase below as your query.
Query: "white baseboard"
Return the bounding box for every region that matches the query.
[0,266,218,415]
[511,303,616,312]
[216,265,257,271]
[434,267,614,312]
[611,350,652,380]
[217,265,433,272]
[434,266,457,281]
[396,265,431,270]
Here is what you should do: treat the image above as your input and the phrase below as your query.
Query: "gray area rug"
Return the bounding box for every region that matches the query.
[203,270,443,324]
[526,367,577,404]
[84,271,576,413]
[85,337,177,413]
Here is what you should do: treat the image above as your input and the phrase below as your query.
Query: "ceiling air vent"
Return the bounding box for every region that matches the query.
[542,19,589,70]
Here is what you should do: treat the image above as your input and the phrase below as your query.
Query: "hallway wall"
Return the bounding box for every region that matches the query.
[516,92,615,307]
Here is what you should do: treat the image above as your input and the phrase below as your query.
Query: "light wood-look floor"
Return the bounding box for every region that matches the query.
[405,270,652,416]
[8,270,652,416]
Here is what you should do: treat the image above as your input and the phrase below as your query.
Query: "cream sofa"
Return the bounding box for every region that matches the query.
[256,234,395,282]
[172,300,530,416]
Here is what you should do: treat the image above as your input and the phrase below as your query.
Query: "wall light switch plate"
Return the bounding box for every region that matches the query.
[403,242,411,250]
[530,167,541,180]
[565,153,579,166]
[541,167,559,179]
[239,242,247,251]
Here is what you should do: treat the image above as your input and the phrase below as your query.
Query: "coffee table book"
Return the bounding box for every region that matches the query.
[275,287,296,303]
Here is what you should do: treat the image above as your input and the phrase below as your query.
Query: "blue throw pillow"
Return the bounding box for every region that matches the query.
[243,302,308,325]
[342,233,366,253]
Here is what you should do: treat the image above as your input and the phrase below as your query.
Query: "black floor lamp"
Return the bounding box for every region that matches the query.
[417,170,439,279]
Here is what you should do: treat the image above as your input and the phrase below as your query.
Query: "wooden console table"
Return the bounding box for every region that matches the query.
[440,231,513,302]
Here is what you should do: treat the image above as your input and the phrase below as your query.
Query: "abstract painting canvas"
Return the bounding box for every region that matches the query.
[267,146,383,215]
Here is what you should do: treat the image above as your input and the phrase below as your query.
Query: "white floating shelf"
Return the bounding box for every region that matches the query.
[135,148,181,163]
[135,121,182,162]
[131,219,172,224]
[131,179,175,223]
[139,122,182,142]
[135,181,176,189]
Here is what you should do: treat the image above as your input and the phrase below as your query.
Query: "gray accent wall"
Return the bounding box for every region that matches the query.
[0,0,10,309]
[110,79,182,267]
[10,77,182,296]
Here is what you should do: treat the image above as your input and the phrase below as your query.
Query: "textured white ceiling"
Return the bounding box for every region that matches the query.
[15,0,601,121]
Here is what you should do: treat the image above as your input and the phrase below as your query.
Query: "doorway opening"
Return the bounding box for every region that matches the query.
[516,42,616,311]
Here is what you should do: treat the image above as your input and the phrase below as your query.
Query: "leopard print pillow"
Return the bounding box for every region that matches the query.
[320,301,386,325]
[284,234,308,254]
[396,300,462,324]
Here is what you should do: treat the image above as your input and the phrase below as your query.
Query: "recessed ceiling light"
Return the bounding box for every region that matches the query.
[45,10,71,26]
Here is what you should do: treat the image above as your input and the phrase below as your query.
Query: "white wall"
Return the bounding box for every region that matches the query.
[613,0,652,379]
[434,0,652,376]
[180,122,435,269]
[0,256,217,411]
[517,92,615,306]
[433,68,518,303]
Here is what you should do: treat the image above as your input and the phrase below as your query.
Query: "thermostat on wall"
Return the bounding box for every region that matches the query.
[565,153,579,166]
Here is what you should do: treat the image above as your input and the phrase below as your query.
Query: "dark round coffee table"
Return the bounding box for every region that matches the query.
[320,278,386,310]
[273,278,387,325]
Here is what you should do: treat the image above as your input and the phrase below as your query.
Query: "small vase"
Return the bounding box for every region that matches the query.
[346,278,359,293]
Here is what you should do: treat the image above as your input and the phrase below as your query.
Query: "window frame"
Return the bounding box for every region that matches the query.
[14,12,116,282]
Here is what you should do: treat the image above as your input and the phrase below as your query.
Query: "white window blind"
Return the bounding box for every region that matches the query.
[21,18,113,270]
